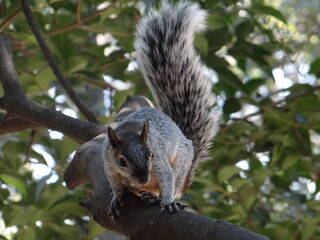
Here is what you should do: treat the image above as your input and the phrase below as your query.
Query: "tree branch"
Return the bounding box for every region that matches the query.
[64,95,269,240]
[47,2,117,37]
[76,0,81,23]
[19,0,98,123]
[76,25,133,36]
[0,37,107,142]
[97,58,129,71]
[220,85,320,133]
[0,117,40,134]
[76,75,117,91]
[0,7,22,31]
[64,133,270,240]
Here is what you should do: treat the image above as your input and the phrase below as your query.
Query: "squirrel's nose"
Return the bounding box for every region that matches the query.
[138,175,149,185]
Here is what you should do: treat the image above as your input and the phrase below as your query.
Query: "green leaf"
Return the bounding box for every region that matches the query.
[205,28,231,52]
[243,191,257,211]
[49,223,75,239]
[49,201,86,217]
[6,0,21,16]
[16,228,36,240]
[6,206,40,226]
[87,220,106,239]
[6,32,37,44]
[307,200,320,211]
[195,34,208,54]
[67,57,88,74]
[252,170,269,187]
[309,58,320,75]
[217,166,241,183]
[230,178,251,189]
[101,7,123,21]
[193,177,220,190]
[282,155,299,170]
[52,136,80,162]
[223,97,241,115]
[0,188,10,200]
[207,13,231,29]
[74,70,102,80]
[206,54,229,69]
[253,4,287,23]
[229,204,246,220]
[245,78,266,93]
[43,182,68,208]
[0,174,27,197]
[35,67,55,89]
[2,141,26,168]
[301,219,316,240]
[216,68,248,94]
[100,57,129,80]
[236,21,254,39]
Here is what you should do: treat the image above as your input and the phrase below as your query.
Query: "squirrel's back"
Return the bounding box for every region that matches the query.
[118,107,190,144]
[134,1,220,185]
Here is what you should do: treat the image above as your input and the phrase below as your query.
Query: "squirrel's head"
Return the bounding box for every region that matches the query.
[107,121,153,186]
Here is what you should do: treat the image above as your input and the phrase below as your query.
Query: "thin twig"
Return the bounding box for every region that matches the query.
[77,76,117,91]
[220,85,320,133]
[0,116,41,135]
[107,31,133,36]
[76,0,81,23]
[77,25,133,36]
[0,7,22,31]
[25,88,50,97]
[20,0,98,123]
[47,2,117,37]
[109,89,114,115]
[97,58,129,71]
[24,130,38,163]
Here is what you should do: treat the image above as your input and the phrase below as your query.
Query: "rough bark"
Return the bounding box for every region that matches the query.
[0,37,107,143]
[0,116,40,134]
[64,134,270,240]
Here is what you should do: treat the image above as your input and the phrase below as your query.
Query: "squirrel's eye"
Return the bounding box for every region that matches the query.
[119,157,127,168]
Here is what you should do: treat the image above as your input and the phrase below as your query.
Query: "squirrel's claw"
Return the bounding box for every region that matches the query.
[141,191,161,205]
[160,201,186,213]
[176,201,187,209]
[108,197,123,220]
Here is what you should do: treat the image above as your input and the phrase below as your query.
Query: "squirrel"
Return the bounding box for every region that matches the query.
[102,1,220,219]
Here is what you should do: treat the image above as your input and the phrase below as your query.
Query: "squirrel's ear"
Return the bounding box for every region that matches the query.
[108,127,122,149]
[141,120,149,142]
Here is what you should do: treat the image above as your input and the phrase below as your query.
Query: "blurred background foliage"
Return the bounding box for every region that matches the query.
[0,0,319,239]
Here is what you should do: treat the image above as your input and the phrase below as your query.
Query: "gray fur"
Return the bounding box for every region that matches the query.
[103,107,193,203]
[134,1,220,184]
[102,1,220,218]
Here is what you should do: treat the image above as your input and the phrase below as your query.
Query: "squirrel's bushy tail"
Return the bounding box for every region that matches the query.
[135,1,220,185]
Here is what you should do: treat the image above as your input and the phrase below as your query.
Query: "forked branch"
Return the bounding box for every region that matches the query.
[0,37,107,142]
[64,133,270,240]
[19,0,98,123]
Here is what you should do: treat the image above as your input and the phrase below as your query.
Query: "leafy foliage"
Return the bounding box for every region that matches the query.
[0,0,319,239]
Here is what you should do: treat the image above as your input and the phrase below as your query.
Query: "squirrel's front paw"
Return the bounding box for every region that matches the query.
[141,191,161,205]
[108,197,124,220]
[161,200,186,213]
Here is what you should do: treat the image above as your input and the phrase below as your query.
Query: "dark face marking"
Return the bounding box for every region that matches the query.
[111,130,152,185]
